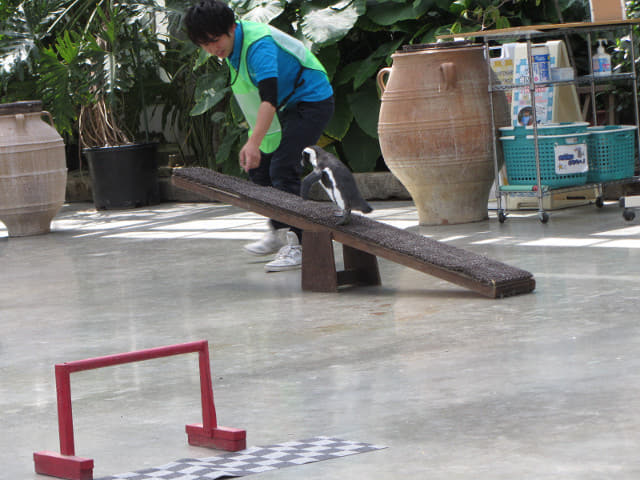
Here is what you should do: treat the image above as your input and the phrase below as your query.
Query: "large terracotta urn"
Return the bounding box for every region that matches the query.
[0,101,67,236]
[377,42,507,225]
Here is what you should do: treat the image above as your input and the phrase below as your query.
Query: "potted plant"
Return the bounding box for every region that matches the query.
[34,0,185,209]
[77,1,164,209]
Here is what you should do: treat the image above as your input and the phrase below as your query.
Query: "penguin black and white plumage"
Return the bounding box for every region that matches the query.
[300,145,373,225]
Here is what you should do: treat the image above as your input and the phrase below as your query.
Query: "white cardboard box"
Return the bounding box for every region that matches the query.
[590,0,626,21]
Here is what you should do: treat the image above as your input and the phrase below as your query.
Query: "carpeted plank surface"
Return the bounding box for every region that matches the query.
[172,168,535,296]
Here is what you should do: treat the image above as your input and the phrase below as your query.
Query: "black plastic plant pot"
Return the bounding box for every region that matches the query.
[84,143,160,210]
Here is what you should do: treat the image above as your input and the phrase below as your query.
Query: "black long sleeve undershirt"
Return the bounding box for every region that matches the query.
[258,77,278,108]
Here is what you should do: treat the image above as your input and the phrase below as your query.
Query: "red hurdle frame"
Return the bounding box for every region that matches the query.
[33,340,246,480]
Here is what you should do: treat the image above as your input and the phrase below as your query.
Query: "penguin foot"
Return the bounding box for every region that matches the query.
[335,211,351,225]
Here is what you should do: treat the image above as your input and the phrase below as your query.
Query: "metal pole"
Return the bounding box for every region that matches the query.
[485,42,503,215]
[628,24,640,165]
[587,32,597,125]
[526,36,544,213]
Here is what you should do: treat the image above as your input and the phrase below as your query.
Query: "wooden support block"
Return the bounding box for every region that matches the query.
[301,231,382,291]
[301,230,338,292]
[34,451,94,480]
[185,424,247,451]
[342,244,381,287]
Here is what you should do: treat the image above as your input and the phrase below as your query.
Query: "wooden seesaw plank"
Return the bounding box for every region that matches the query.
[172,168,535,298]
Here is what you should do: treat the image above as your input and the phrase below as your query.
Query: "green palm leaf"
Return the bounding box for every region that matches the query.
[231,0,284,24]
[300,0,366,46]
[366,0,434,26]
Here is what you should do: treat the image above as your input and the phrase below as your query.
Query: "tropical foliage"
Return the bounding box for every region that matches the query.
[189,0,591,173]
[0,0,188,146]
[3,0,636,174]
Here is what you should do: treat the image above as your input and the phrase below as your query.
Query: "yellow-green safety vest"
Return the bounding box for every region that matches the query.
[227,21,327,153]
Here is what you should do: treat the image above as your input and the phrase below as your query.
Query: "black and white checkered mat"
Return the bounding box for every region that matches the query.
[96,436,386,479]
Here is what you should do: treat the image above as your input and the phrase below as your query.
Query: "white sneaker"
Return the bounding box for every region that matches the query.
[243,226,288,256]
[264,232,302,272]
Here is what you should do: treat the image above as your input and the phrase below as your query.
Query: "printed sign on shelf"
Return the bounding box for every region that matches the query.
[491,57,514,104]
[554,142,588,175]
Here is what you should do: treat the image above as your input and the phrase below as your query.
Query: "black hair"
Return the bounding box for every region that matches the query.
[184,0,236,46]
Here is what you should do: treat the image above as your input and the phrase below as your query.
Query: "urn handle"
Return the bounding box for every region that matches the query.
[439,62,457,90]
[41,111,55,127]
[376,67,392,95]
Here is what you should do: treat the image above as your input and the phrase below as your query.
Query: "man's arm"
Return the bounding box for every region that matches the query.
[239,99,276,172]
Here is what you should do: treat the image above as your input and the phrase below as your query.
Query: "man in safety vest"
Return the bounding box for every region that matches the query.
[184,0,334,272]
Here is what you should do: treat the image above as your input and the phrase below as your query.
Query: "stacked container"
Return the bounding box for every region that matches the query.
[500,122,638,188]
[586,125,636,182]
[499,122,590,188]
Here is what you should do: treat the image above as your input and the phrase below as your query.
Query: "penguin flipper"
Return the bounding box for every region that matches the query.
[301,171,322,199]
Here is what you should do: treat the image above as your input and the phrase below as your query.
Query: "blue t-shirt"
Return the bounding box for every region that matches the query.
[228,22,333,109]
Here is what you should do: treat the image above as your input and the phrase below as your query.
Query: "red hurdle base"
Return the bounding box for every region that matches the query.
[34,452,94,480]
[186,424,247,451]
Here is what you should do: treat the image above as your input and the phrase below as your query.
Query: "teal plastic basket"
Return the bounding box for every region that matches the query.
[500,122,589,138]
[586,125,637,182]
[500,132,590,188]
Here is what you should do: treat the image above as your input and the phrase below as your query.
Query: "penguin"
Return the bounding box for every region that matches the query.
[300,145,373,225]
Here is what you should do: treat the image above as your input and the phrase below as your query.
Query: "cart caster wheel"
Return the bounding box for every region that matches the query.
[595,196,604,208]
[498,211,507,223]
[623,209,635,221]
[539,212,549,223]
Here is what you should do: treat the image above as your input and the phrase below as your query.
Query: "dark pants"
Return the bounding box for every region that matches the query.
[248,96,335,241]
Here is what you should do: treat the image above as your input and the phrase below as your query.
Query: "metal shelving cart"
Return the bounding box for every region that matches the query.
[440,20,640,223]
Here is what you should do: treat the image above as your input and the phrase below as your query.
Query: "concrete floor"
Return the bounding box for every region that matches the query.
[2,199,640,480]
